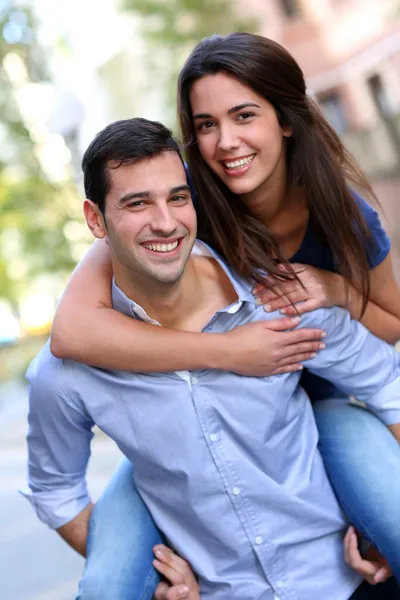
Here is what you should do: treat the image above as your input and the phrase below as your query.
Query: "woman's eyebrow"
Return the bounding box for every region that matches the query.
[228,102,261,114]
[192,102,261,120]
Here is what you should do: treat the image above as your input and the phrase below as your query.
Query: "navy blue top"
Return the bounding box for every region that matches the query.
[191,177,391,401]
[289,192,391,400]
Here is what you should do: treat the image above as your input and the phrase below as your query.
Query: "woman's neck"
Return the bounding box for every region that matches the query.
[241,167,309,257]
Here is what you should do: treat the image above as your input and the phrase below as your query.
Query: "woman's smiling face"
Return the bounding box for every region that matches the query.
[189,72,291,200]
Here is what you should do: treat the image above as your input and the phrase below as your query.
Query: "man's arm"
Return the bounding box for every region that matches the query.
[56,502,94,557]
[298,307,400,429]
[22,346,95,533]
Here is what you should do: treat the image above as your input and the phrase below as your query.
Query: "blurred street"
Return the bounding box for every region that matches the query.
[0,379,121,600]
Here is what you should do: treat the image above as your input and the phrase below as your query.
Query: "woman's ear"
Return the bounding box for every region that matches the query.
[283,127,293,138]
[83,200,107,239]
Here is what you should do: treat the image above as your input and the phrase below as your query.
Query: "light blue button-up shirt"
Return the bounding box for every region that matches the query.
[23,242,400,600]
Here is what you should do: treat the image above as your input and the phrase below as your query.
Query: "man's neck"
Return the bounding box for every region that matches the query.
[115,257,205,329]
[114,250,238,332]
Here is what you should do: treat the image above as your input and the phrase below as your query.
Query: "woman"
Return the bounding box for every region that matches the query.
[56,34,400,599]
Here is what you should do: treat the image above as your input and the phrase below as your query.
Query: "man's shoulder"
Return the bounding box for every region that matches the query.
[27,341,86,398]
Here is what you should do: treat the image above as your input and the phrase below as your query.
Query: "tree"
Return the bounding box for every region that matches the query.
[0,3,82,306]
[122,0,258,125]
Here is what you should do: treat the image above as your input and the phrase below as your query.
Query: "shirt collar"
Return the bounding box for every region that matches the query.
[111,240,255,325]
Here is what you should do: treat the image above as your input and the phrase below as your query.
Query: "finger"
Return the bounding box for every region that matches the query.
[262,316,302,331]
[281,340,326,358]
[263,290,310,312]
[166,585,190,600]
[373,565,392,584]
[346,531,379,583]
[343,527,354,564]
[154,582,171,600]
[280,300,321,316]
[270,364,303,375]
[154,546,193,578]
[281,328,326,344]
[153,559,185,586]
[256,282,302,303]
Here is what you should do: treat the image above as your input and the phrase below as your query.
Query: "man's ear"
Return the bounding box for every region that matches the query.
[84,200,107,239]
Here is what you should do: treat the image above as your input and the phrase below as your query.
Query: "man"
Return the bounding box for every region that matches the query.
[24,118,400,599]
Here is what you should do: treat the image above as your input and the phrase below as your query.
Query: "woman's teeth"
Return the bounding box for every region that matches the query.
[142,240,179,253]
[223,154,255,169]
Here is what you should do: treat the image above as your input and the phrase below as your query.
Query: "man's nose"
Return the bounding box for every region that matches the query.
[150,206,178,235]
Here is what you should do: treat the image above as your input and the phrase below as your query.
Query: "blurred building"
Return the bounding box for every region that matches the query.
[32,0,400,178]
[243,0,400,176]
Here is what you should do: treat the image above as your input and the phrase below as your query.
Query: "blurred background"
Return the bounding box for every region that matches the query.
[1,0,399,598]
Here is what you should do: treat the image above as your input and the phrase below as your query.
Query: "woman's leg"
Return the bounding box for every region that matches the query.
[314,399,400,583]
[76,456,163,600]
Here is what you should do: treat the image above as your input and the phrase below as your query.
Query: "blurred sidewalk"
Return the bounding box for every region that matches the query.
[0,380,121,600]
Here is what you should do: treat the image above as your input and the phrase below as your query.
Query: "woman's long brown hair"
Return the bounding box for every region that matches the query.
[178,32,378,315]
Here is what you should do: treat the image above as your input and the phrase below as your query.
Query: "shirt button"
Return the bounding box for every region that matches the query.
[209,433,218,442]
[192,376,198,385]
[232,487,240,495]
[255,536,263,545]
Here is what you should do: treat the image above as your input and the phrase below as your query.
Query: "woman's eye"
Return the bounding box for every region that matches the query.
[197,121,215,131]
[237,112,255,121]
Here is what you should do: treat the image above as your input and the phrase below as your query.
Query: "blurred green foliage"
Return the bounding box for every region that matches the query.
[122,0,258,124]
[0,4,80,305]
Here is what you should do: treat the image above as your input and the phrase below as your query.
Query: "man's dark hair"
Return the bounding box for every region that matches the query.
[82,117,182,216]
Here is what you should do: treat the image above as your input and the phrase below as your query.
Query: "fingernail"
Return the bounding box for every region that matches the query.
[291,316,301,323]
[155,550,164,560]
[319,343,326,349]
[320,332,327,338]
[263,304,271,312]
[251,289,257,296]
[280,308,287,314]
[297,365,303,370]
[374,570,386,583]
[179,586,189,597]
[310,353,316,358]
[255,296,262,305]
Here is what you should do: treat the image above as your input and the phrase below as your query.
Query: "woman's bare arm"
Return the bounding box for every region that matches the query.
[346,254,400,344]
[254,254,400,345]
[50,240,325,375]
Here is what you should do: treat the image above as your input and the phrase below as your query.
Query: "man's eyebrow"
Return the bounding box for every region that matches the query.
[192,102,261,120]
[169,184,191,195]
[117,190,151,206]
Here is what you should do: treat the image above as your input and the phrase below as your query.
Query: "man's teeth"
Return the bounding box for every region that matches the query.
[224,154,255,169]
[142,240,179,252]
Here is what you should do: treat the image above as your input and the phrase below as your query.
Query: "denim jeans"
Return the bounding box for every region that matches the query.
[75,458,163,600]
[76,400,400,599]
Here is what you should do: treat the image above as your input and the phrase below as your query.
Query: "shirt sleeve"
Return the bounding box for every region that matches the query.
[300,307,400,425]
[353,191,391,269]
[20,349,95,529]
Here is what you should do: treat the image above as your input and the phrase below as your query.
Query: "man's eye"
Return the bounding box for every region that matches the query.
[127,201,145,208]
[170,195,187,202]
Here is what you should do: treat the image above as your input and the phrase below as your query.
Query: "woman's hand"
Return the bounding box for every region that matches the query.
[220,317,326,376]
[252,264,346,316]
[344,526,392,585]
[153,544,200,600]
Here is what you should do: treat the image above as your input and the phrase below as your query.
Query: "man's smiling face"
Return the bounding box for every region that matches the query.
[100,151,197,287]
